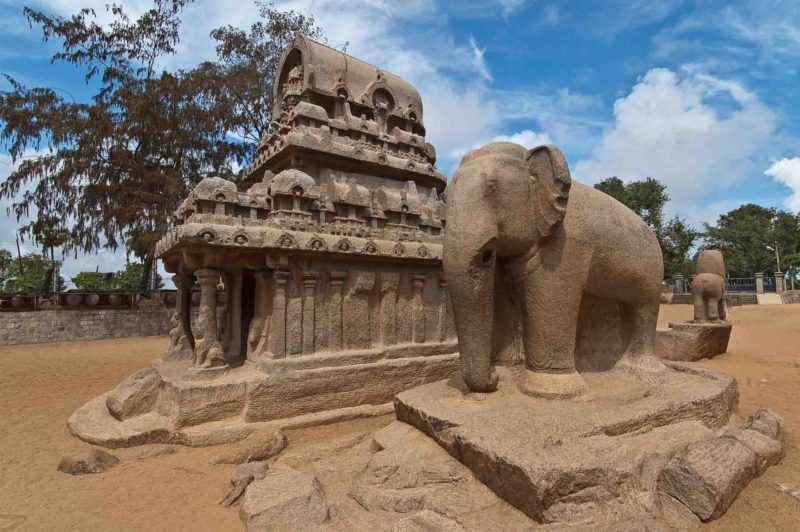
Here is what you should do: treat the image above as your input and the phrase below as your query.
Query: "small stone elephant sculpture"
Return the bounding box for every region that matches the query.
[443,142,665,398]
[691,250,728,323]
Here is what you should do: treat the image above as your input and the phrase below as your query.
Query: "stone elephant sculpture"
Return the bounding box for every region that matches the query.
[691,250,727,322]
[443,142,664,398]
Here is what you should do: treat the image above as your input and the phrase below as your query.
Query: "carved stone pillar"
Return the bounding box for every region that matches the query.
[302,273,318,354]
[344,271,375,349]
[164,272,194,361]
[267,270,289,358]
[247,270,272,360]
[286,273,303,356]
[379,273,399,346]
[412,273,426,343]
[329,272,346,350]
[193,268,226,368]
[437,278,449,342]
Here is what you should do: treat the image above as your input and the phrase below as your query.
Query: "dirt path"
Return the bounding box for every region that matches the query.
[0,305,797,530]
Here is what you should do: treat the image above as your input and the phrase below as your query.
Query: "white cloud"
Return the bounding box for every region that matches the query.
[573,68,776,204]
[492,129,552,148]
[496,0,529,17]
[468,35,492,82]
[764,157,800,213]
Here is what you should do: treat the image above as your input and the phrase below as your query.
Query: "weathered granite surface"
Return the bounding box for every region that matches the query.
[393,363,759,526]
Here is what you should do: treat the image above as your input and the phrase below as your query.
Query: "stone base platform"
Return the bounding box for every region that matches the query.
[657,321,732,361]
[393,363,783,526]
[69,342,458,448]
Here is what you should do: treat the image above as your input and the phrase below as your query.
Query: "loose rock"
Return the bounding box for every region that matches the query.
[57,448,120,475]
[220,461,270,508]
[743,408,786,444]
[240,465,328,531]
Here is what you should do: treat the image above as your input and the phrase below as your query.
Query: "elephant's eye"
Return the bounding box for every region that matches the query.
[481,249,494,265]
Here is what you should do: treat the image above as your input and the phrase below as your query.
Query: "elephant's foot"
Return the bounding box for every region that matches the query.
[615,354,666,380]
[516,369,588,399]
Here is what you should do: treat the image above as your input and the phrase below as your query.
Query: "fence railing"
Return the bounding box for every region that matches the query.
[726,278,756,293]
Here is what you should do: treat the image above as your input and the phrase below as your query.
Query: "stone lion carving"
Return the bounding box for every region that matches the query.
[691,250,728,323]
[443,142,664,398]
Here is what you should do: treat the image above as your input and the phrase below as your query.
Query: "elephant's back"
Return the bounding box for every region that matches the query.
[568,183,663,284]
[569,183,658,241]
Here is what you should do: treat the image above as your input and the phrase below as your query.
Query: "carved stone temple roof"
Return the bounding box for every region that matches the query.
[245,35,446,191]
[156,36,447,270]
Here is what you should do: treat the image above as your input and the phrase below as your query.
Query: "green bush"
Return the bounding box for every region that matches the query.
[71,262,164,292]
[71,271,115,291]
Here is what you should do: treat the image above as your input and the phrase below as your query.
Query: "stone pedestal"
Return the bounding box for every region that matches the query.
[394,364,742,526]
[755,273,764,294]
[656,321,732,362]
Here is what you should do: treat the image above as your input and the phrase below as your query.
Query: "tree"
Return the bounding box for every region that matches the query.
[594,176,697,278]
[703,204,800,277]
[2,253,64,293]
[0,1,241,296]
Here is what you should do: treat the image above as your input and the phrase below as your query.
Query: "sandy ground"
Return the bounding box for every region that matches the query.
[0,304,797,531]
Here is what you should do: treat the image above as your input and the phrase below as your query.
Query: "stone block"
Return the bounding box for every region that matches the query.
[106,367,161,421]
[658,436,757,521]
[727,428,784,475]
[395,364,737,525]
[656,321,732,361]
[246,354,458,423]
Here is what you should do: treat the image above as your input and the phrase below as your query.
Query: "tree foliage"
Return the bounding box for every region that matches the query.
[0,1,321,293]
[703,204,800,277]
[594,176,698,278]
[1,253,64,293]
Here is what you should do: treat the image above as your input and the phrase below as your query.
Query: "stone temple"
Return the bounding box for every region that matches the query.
[69,36,458,443]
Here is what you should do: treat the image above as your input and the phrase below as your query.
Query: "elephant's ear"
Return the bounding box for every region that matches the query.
[526,144,571,239]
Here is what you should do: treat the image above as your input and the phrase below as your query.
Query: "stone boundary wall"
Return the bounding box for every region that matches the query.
[782,290,800,304]
[0,304,174,346]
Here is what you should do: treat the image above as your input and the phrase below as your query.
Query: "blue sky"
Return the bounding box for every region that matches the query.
[1,0,799,284]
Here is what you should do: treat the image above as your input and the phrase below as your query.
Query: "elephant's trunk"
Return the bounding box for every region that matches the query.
[443,173,499,392]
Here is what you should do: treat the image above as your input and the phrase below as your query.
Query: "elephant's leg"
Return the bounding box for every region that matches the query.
[718,296,728,321]
[517,272,587,399]
[706,297,720,321]
[617,296,665,376]
[692,291,707,322]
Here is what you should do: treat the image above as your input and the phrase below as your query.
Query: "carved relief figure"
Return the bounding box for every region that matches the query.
[443,142,664,398]
[691,250,727,323]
